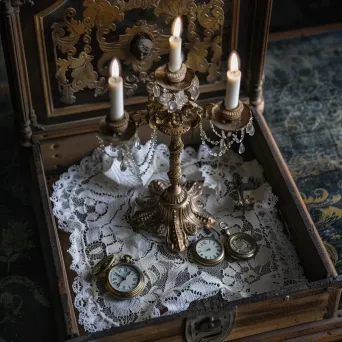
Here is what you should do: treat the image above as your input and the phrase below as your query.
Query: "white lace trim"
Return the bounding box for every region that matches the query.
[51,143,306,332]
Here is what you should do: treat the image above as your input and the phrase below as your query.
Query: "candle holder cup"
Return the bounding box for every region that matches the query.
[210,100,252,132]
[221,101,244,121]
[99,111,137,146]
[166,63,187,83]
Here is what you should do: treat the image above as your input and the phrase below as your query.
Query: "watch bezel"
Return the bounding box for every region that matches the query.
[192,237,225,266]
[106,263,145,299]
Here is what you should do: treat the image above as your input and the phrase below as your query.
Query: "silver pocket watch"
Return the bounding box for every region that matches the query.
[219,222,257,261]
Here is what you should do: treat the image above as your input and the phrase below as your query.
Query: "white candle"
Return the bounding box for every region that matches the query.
[224,52,241,110]
[108,58,124,121]
[168,17,182,73]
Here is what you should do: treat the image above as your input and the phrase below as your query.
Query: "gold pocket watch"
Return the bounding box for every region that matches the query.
[220,222,257,261]
[92,254,145,299]
[106,255,145,299]
[192,236,225,266]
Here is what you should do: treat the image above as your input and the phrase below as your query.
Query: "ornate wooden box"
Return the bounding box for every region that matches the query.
[2,0,342,341]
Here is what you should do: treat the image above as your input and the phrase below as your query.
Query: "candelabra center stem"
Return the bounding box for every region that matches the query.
[167,135,183,196]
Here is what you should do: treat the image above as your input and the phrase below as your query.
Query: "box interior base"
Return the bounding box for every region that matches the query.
[36,112,336,341]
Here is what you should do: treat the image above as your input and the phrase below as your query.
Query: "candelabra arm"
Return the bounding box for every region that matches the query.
[202,102,216,120]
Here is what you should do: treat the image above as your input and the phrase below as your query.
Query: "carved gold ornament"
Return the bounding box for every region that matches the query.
[47,0,224,105]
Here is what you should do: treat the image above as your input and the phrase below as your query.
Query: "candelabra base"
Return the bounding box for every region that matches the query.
[131,180,216,253]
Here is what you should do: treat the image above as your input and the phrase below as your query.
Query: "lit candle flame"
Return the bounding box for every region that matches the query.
[229,52,239,71]
[172,17,182,38]
[110,58,120,78]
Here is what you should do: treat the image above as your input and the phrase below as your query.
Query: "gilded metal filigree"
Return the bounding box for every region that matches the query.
[49,0,224,104]
[55,52,106,104]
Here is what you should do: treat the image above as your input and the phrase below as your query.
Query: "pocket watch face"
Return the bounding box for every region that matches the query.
[193,237,225,266]
[109,265,140,292]
[108,264,142,293]
[230,236,253,253]
[225,233,257,260]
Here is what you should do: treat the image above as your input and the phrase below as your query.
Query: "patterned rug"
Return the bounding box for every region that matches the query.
[264,31,342,270]
[0,31,342,341]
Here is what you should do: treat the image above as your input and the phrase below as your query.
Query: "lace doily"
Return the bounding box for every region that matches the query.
[51,143,307,332]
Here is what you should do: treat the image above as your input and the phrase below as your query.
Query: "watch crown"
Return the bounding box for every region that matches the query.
[120,254,133,263]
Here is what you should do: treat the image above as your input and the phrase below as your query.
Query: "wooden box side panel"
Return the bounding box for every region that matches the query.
[246,110,335,282]
[66,288,329,342]
[31,144,80,339]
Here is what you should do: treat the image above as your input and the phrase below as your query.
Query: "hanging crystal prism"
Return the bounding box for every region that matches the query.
[117,148,123,161]
[168,100,177,111]
[97,136,105,151]
[134,135,141,150]
[246,121,255,136]
[153,85,160,97]
[238,142,245,154]
[220,138,225,150]
[120,160,127,172]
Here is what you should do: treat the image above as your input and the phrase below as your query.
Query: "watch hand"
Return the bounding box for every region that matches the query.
[117,278,124,287]
[122,271,132,281]
[115,273,124,280]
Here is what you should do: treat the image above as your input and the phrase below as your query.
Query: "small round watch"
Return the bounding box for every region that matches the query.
[220,222,257,261]
[105,255,145,299]
[192,237,225,266]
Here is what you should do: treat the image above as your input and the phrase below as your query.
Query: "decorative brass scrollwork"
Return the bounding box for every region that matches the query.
[48,0,224,105]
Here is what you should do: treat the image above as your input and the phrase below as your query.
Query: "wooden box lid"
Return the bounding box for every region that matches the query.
[1,0,272,146]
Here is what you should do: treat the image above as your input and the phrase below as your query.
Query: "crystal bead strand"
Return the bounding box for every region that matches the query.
[199,121,220,146]
[199,121,229,157]
[210,120,226,139]
[230,128,245,154]
[96,135,105,153]
[124,129,158,177]
[127,135,157,177]
[246,117,255,136]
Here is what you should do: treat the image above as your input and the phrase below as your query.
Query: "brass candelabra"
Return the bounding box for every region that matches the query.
[99,63,253,253]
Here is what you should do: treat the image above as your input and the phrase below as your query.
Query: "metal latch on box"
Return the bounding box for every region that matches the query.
[185,308,236,342]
